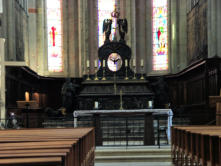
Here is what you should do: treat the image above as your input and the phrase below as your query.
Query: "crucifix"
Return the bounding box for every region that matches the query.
[51,26,56,47]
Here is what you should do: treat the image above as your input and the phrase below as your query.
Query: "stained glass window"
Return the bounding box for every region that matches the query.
[46,0,63,72]
[98,0,116,47]
[152,0,168,71]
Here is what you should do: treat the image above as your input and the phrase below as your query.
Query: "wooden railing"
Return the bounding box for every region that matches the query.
[0,127,95,166]
[171,126,221,166]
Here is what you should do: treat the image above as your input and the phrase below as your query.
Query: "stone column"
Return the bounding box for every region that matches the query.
[6,0,16,61]
[135,0,146,73]
[36,0,45,75]
[27,0,37,71]
[177,0,187,71]
[208,0,221,58]
[88,0,98,74]
[62,0,68,76]
[67,0,79,77]
[78,0,89,77]
[0,38,5,123]
[169,0,178,73]
[217,0,221,58]
[146,0,152,74]
[207,0,217,58]
[126,0,136,69]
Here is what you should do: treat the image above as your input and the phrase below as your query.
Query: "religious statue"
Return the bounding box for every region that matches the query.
[117,19,128,43]
[61,78,79,113]
[103,19,112,43]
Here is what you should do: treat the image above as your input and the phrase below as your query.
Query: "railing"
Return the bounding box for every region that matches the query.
[0,111,195,147]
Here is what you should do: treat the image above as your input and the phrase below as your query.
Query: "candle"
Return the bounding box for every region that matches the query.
[25,92,29,101]
[86,60,89,68]
[103,60,105,67]
[141,59,144,67]
[94,101,98,109]
[94,60,97,68]
[133,59,136,67]
[125,59,128,67]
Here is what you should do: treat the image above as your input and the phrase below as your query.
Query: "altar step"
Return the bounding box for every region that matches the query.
[95,146,172,165]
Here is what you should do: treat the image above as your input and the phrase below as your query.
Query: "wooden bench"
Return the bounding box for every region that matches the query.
[172,126,221,166]
[0,157,63,166]
[0,127,95,166]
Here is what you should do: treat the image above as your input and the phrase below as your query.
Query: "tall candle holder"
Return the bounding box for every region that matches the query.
[102,68,106,80]
[125,67,129,80]
[86,67,90,80]
[133,66,136,80]
[125,59,128,80]
[102,60,106,80]
[94,66,99,80]
[140,66,145,80]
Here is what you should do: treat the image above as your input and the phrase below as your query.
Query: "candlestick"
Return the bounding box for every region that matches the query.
[94,60,97,68]
[94,101,98,109]
[125,59,128,67]
[133,59,136,67]
[87,60,89,68]
[103,60,105,67]
[141,59,144,67]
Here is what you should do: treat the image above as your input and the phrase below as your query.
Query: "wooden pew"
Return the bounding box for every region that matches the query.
[0,157,63,166]
[0,127,95,166]
[171,126,221,166]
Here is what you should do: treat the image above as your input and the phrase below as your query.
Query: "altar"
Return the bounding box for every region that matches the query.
[74,109,173,146]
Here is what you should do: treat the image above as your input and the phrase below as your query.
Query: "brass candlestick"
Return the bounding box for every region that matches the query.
[133,66,136,80]
[102,63,106,81]
[125,67,129,80]
[86,67,90,80]
[94,67,99,80]
[140,66,144,80]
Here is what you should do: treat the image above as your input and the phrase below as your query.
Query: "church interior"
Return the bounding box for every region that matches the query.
[0,0,221,166]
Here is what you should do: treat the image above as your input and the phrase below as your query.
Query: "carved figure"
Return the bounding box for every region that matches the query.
[103,19,112,43]
[117,19,128,43]
[61,78,78,113]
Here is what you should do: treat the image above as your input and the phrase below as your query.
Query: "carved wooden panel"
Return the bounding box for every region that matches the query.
[187,0,207,64]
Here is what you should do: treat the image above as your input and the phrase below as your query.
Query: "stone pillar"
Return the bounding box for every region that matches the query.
[27,0,37,71]
[146,0,152,74]
[62,0,68,77]
[126,0,136,69]
[0,38,5,123]
[6,0,16,61]
[78,0,88,77]
[67,0,78,77]
[177,0,187,71]
[135,0,146,73]
[207,0,217,58]
[170,0,178,73]
[88,0,98,74]
[207,0,221,58]
[36,0,46,75]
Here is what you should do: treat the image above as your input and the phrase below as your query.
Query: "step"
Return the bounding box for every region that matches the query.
[95,162,173,166]
[95,155,172,163]
[95,148,171,156]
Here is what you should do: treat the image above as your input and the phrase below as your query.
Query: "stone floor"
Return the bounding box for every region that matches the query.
[95,145,173,166]
[95,162,173,166]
